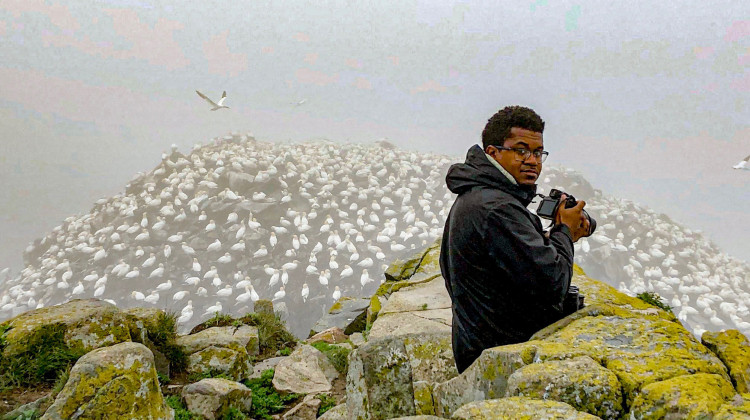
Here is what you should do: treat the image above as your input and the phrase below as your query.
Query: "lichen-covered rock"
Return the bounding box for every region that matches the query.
[505,355,622,420]
[715,393,750,419]
[318,403,348,420]
[181,378,252,420]
[176,325,258,380]
[390,416,447,420]
[702,329,750,393]
[307,326,349,344]
[629,373,736,419]
[249,356,285,379]
[433,342,533,418]
[123,307,172,377]
[2,299,132,358]
[539,314,730,406]
[347,332,458,420]
[451,397,600,419]
[347,336,415,420]
[282,393,322,419]
[272,344,338,394]
[310,297,371,336]
[40,342,172,420]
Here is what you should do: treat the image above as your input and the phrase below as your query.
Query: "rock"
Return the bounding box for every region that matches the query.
[227,171,256,195]
[176,325,258,381]
[715,394,750,419]
[451,396,600,419]
[282,394,322,420]
[2,395,53,420]
[182,378,253,420]
[629,373,736,418]
[272,344,338,394]
[249,356,285,379]
[702,329,750,393]
[346,333,457,420]
[124,307,171,377]
[318,403,348,420]
[310,297,370,337]
[391,417,447,420]
[505,355,623,420]
[307,327,348,344]
[2,299,132,358]
[40,342,172,420]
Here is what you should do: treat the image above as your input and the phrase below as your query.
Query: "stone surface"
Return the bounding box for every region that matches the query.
[249,356,285,379]
[40,342,172,420]
[2,395,53,420]
[318,403,348,420]
[176,325,258,380]
[310,297,370,336]
[350,332,366,347]
[391,417,447,420]
[629,373,736,419]
[451,397,600,419]
[715,394,750,419]
[505,355,622,420]
[307,327,349,344]
[2,299,132,358]
[702,329,750,393]
[368,309,451,340]
[379,277,452,315]
[182,378,252,420]
[272,344,338,394]
[282,394,322,420]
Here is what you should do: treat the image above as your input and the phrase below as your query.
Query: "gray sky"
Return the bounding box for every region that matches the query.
[0,0,748,271]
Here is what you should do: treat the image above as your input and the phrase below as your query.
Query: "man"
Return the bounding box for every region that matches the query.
[440,105,590,373]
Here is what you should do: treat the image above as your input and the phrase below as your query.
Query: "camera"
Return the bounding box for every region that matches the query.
[559,285,585,316]
[536,188,597,237]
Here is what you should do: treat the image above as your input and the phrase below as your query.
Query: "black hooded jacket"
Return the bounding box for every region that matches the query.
[440,144,574,373]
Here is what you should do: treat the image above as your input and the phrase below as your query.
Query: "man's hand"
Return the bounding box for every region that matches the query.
[555,194,590,242]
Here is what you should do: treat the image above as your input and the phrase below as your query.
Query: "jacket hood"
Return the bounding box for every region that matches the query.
[446,144,537,206]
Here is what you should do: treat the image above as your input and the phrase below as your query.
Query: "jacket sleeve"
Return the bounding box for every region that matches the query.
[485,201,574,305]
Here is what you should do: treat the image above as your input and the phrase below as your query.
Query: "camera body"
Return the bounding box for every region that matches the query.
[536,188,597,237]
[559,285,585,316]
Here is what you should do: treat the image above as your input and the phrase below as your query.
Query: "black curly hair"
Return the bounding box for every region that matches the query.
[481,106,545,150]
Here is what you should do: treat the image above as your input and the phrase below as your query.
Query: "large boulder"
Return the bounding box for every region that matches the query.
[282,394,323,420]
[451,397,600,419]
[629,373,737,418]
[318,403,348,420]
[272,344,338,394]
[40,342,172,420]
[505,355,623,419]
[181,378,253,420]
[176,325,258,381]
[310,297,370,337]
[2,299,132,358]
[715,394,750,419]
[702,329,750,393]
[346,332,458,420]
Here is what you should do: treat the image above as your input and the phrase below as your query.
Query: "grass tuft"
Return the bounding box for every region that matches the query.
[636,291,673,313]
[166,395,198,420]
[149,311,188,373]
[317,393,337,416]
[310,342,350,375]
[239,312,297,359]
[242,369,300,420]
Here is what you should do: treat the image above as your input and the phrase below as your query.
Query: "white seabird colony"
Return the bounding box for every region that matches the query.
[0,134,747,339]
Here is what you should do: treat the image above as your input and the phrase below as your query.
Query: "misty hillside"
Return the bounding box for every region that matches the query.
[0,134,747,339]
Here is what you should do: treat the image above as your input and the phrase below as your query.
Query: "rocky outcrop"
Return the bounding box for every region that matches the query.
[40,342,172,420]
[176,325,258,381]
[181,378,253,420]
[451,396,600,419]
[702,329,750,393]
[2,299,132,358]
[272,344,338,394]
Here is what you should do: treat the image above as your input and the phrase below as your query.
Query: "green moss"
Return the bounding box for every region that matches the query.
[636,292,673,313]
[0,323,86,389]
[221,407,248,420]
[166,395,199,420]
[317,394,337,416]
[241,369,301,420]
[311,342,351,374]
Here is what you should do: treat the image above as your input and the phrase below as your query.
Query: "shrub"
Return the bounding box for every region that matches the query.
[148,311,188,373]
[242,369,300,420]
[310,342,350,375]
[239,312,297,359]
[636,291,672,313]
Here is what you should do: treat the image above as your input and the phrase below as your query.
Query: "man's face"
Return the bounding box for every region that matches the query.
[486,127,544,186]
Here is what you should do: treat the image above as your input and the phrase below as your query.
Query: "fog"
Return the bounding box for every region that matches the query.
[0,0,748,273]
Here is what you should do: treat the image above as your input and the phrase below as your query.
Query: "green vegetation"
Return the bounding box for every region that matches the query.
[0,323,86,390]
[636,291,673,314]
[148,311,188,373]
[317,393,337,416]
[420,303,428,310]
[190,312,236,334]
[310,342,351,374]
[166,395,198,420]
[51,366,70,397]
[221,407,248,420]
[11,409,40,420]
[239,312,298,359]
[242,369,300,420]
[279,347,292,356]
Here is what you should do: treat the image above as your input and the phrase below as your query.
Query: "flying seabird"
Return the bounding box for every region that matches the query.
[733,154,750,170]
[196,90,230,111]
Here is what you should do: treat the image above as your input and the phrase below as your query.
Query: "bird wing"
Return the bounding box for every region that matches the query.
[196,90,219,107]
[217,90,227,106]
[744,154,750,162]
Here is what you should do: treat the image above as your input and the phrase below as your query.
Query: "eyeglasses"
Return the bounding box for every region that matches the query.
[495,146,548,163]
